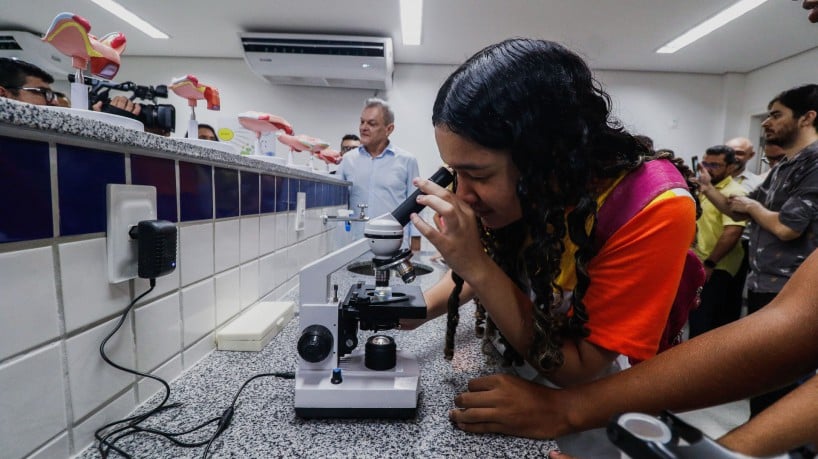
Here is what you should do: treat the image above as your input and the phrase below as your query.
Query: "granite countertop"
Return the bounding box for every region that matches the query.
[77,252,558,458]
[0,98,347,182]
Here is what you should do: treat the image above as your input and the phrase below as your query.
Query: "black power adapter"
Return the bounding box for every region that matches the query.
[128,220,177,279]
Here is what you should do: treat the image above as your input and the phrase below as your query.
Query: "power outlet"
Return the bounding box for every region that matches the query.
[107,184,157,283]
[294,191,306,232]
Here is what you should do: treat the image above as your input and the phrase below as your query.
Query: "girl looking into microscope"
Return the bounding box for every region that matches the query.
[406,38,699,442]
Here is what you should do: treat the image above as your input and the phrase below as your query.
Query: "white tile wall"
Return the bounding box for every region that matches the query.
[240,260,259,309]
[66,317,135,421]
[258,253,276,299]
[72,389,136,457]
[136,263,180,303]
[0,247,60,360]
[215,268,241,326]
[214,219,240,272]
[181,278,215,348]
[271,277,299,304]
[240,216,260,263]
[134,293,181,372]
[259,214,277,255]
[59,238,131,332]
[1,193,337,456]
[183,332,215,370]
[283,212,295,248]
[305,208,322,238]
[282,246,296,282]
[275,213,288,250]
[180,223,214,286]
[28,432,69,459]
[0,343,66,458]
[137,354,182,404]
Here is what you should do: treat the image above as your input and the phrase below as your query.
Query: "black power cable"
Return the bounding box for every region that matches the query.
[200,372,295,458]
[95,279,294,458]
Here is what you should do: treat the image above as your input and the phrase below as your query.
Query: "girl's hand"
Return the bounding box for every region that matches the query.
[409,177,490,282]
[449,374,576,440]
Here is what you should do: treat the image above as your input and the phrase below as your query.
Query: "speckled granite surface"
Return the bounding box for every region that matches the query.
[0,98,347,182]
[76,253,558,458]
[0,100,558,457]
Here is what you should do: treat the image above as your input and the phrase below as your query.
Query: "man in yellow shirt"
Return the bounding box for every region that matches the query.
[689,145,747,337]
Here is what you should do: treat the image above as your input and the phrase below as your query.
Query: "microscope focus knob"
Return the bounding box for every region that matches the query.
[297,325,333,363]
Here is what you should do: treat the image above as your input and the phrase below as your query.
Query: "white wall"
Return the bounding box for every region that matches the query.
[112,50,817,175]
[596,70,726,162]
[115,56,734,177]
[744,47,818,117]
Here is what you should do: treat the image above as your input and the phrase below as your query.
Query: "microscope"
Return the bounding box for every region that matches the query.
[295,167,453,418]
[609,410,813,458]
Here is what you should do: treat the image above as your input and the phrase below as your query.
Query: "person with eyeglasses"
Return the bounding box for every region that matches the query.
[697,83,818,419]
[0,57,140,118]
[339,133,361,155]
[687,145,747,339]
[0,57,58,106]
[329,134,361,174]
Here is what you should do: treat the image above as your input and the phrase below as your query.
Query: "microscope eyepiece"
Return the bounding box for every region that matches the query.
[390,166,454,226]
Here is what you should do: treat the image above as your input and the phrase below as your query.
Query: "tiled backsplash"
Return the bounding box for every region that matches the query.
[0,134,348,458]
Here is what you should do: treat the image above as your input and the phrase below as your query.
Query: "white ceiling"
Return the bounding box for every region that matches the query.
[2,0,817,74]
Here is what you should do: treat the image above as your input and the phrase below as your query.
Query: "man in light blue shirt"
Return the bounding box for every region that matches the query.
[337,98,421,250]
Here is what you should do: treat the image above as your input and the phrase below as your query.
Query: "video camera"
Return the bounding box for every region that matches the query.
[68,75,176,134]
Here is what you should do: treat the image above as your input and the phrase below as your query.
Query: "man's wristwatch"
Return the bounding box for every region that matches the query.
[704,259,717,269]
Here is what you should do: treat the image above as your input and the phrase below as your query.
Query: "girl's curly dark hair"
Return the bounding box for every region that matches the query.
[433,38,697,372]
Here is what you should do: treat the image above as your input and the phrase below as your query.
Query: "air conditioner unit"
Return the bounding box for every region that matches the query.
[240,33,393,91]
[0,31,74,80]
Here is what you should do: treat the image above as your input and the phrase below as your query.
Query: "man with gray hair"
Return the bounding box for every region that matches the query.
[725,136,763,193]
[337,98,422,250]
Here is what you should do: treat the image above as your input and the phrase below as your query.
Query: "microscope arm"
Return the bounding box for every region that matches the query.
[299,238,370,305]
[299,167,454,305]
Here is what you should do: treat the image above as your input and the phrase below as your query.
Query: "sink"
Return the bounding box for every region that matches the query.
[346,261,434,277]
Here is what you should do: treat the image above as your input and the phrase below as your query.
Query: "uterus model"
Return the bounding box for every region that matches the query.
[237,111,294,157]
[169,75,221,139]
[42,12,126,109]
[276,133,330,169]
[314,147,343,168]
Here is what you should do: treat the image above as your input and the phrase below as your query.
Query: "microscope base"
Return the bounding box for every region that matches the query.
[294,350,420,419]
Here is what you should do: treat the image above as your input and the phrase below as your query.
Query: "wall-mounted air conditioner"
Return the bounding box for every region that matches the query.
[239,33,394,91]
[0,31,74,80]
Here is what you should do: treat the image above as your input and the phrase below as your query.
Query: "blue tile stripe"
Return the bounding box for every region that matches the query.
[0,136,53,243]
[2,135,344,240]
[240,171,260,215]
[214,167,239,219]
[57,144,125,236]
[131,155,178,222]
[179,161,213,222]
[260,174,278,214]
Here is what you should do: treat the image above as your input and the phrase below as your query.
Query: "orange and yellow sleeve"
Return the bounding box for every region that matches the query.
[583,193,696,361]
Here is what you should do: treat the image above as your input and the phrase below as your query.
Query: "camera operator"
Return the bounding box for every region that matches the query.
[92,95,141,119]
[1,58,140,122]
[79,76,176,137]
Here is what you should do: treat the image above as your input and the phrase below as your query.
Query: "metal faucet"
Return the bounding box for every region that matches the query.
[321,204,370,225]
